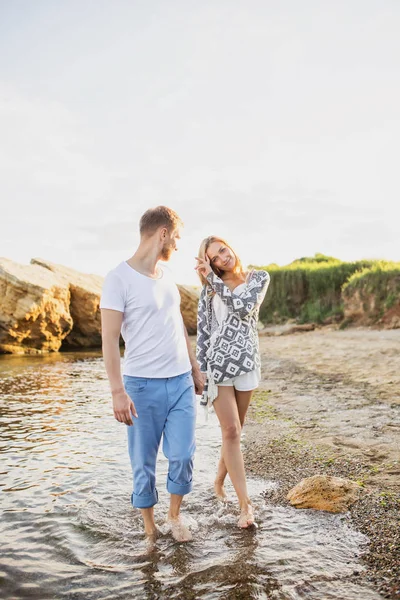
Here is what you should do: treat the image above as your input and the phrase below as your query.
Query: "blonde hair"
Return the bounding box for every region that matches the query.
[197,236,244,286]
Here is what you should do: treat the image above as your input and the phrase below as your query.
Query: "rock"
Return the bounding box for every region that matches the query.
[379,303,400,330]
[259,323,316,336]
[259,323,294,336]
[178,285,200,335]
[0,258,72,354]
[31,259,103,349]
[282,323,316,335]
[343,278,400,329]
[343,288,370,324]
[0,257,200,354]
[287,474,361,513]
[34,260,200,342]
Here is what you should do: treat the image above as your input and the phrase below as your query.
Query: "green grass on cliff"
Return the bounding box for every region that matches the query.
[342,261,400,319]
[251,254,392,324]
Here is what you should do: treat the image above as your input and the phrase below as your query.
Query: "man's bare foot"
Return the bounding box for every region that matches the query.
[144,527,160,552]
[214,480,227,502]
[238,504,256,529]
[166,515,193,543]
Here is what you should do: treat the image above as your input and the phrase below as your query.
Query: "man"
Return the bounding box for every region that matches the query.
[100,206,204,543]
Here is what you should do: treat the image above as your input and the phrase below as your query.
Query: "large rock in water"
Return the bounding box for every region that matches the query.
[31,259,103,349]
[0,258,73,354]
[287,475,361,513]
[33,259,200,343]
[0,257,200,353]
[178,285,199,335]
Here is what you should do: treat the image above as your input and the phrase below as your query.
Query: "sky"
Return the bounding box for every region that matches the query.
[0,0,399,285]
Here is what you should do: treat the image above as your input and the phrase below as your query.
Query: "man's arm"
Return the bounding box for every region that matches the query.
[183,325,205,396]
[101,308,138,426]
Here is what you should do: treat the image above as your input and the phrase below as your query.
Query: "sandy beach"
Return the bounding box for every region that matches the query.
[244,327,400,599]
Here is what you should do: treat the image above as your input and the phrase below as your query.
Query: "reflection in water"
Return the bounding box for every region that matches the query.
[0,352,382,599]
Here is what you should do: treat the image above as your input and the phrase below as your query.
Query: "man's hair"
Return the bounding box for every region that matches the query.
[139,206,183,236]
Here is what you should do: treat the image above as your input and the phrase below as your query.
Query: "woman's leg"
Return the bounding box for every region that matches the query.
[214,389,254,500]
[213,387,254,527]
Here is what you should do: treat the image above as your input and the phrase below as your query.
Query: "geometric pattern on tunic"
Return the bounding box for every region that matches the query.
[196,269,270,403]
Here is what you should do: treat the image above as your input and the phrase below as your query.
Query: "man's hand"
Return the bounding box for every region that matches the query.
[192,368,206,396]
[112,389,138,426]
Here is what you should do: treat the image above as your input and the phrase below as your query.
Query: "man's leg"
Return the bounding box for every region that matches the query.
[162,371,196,542]
[124,376,167,536]
[169,493,183,519]
[140,507,156,538]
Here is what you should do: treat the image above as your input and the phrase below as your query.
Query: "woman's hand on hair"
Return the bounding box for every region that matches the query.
[195,255,212,277]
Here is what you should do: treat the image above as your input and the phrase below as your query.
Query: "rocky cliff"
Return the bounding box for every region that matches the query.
[0,258,199,354]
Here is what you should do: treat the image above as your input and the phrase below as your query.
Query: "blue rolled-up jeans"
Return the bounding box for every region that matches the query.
[123,370,196,509]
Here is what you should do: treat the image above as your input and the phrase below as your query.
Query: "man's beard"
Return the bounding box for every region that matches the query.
[161,245,173,261]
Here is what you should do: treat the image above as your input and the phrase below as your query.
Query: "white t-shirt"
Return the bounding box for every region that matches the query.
[100,261,191,378]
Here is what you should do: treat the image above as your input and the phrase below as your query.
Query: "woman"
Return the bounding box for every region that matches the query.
[195,236,270,529]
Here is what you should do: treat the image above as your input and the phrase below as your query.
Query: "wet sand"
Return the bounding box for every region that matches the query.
[244,327,400,599]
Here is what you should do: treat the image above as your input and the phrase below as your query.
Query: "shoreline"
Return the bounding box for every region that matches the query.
[244,327,400,599]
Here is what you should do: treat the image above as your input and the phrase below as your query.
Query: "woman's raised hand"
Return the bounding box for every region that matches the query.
[195,254,213,277]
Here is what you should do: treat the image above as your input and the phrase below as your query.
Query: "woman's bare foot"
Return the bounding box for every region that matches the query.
[214,480,227,502]
[238,504,256,529]
[166,515,193,543]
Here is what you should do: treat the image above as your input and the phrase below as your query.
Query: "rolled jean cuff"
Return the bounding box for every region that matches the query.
[131,489,158,508]
[167,475,193,496]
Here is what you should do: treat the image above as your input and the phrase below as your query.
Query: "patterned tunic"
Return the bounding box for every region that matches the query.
[196,269,270,407]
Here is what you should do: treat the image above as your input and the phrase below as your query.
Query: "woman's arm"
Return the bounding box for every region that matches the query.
[206,270,270,319]
[196,286,210,372]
